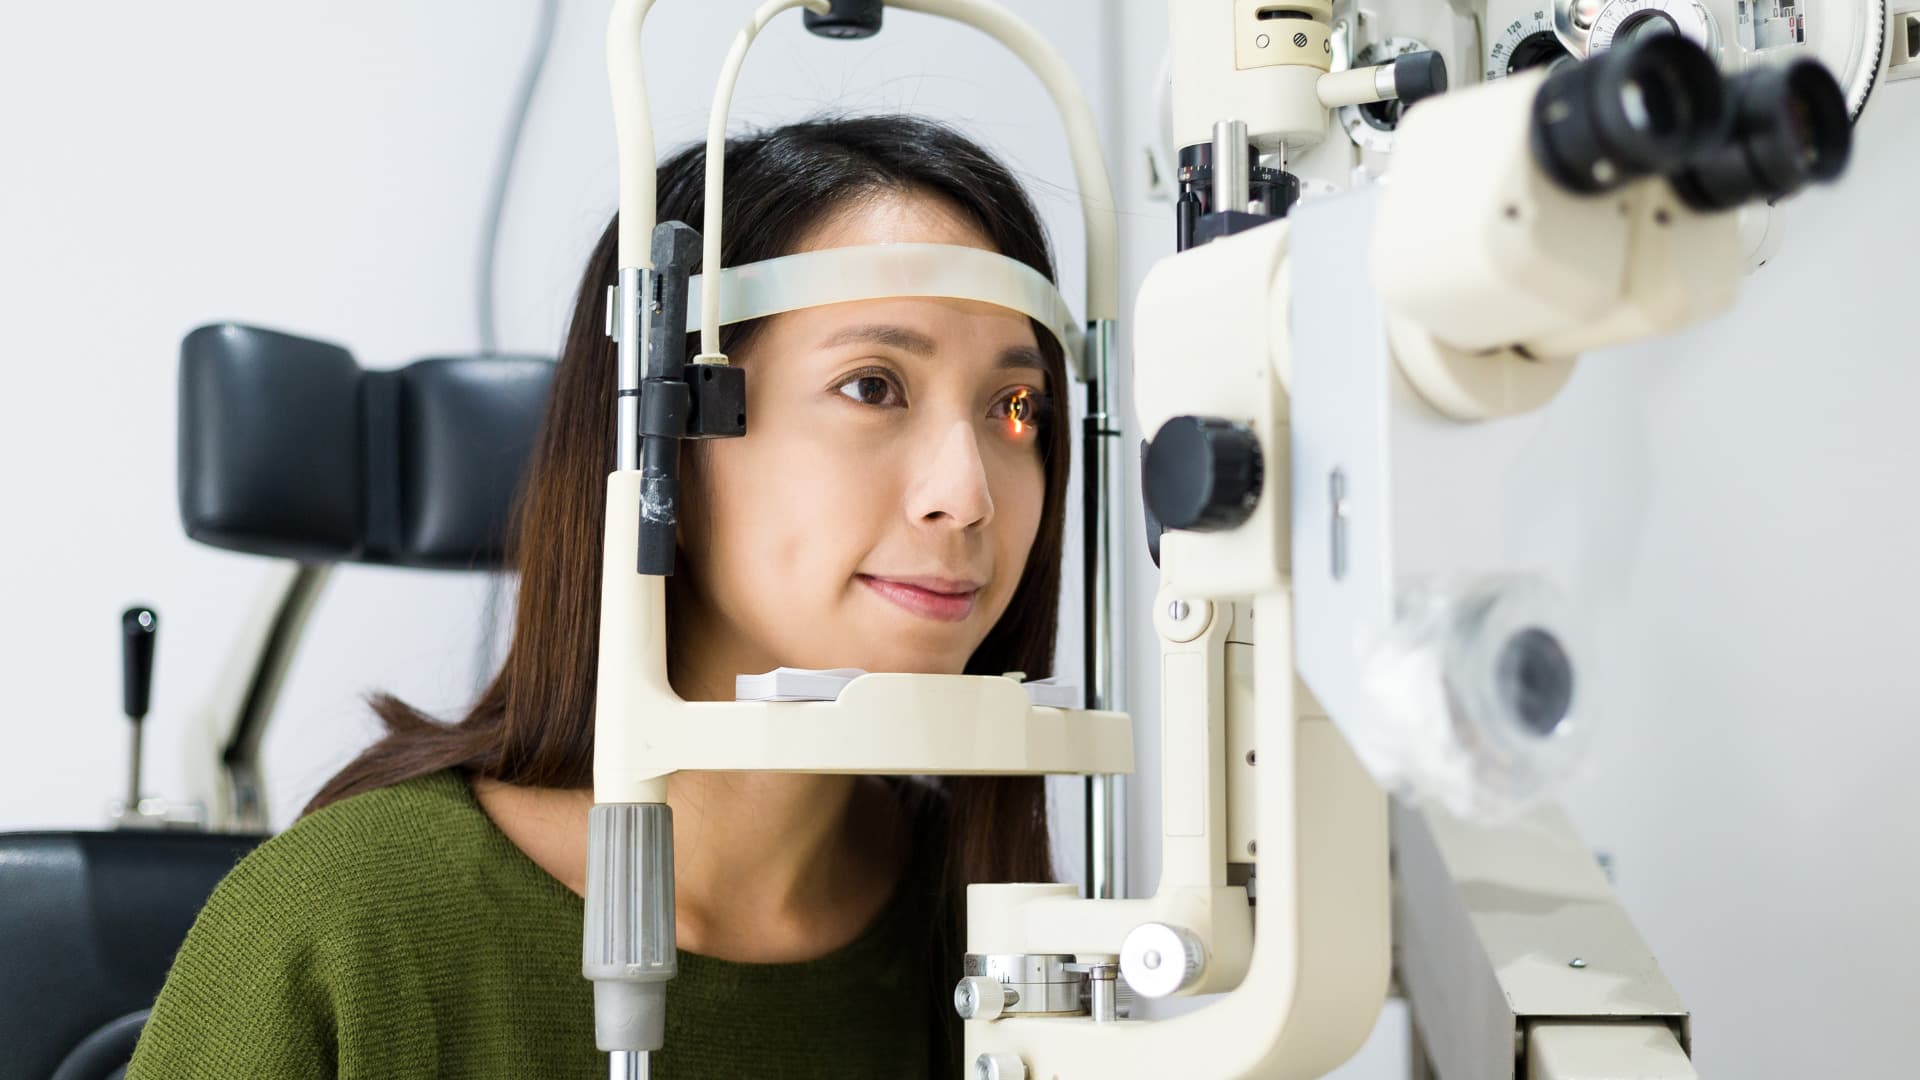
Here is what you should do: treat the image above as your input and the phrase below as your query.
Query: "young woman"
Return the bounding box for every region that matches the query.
[128,114,1071,1078]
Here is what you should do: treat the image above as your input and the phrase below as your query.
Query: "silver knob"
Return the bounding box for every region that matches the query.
[1119,922,1207,999]
[954,975,1018,1021]
[975,1051,1028,1080]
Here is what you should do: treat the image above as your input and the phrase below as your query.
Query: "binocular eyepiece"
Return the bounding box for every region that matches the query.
[1667,58,1852,210]
[1530,34,1851,209]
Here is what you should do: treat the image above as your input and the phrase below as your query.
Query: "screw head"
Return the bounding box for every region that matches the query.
[1569,957,1587,969]
[1169,600,1190,622]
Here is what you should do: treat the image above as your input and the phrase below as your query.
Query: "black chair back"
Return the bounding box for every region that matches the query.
[0,831,261,1080]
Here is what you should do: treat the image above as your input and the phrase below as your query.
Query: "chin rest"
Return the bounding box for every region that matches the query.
[0,830,262,1080]
[178,323,554,569]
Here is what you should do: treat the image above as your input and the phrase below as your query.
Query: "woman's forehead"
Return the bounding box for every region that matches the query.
[748,190,1051,372]
[780,295,1042,361]
[797,189,995,253]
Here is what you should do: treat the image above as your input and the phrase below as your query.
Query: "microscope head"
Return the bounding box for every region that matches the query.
[1373,34,1852,412]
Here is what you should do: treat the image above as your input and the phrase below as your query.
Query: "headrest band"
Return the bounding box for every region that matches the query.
[684,242,1085,379]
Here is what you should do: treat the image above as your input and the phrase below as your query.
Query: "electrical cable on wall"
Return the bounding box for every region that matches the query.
[476,0,562,690]
[478,0,562,356]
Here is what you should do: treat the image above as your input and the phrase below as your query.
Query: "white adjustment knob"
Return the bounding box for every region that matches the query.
[954,975,1014,1021]
[1120,922,1207,999]
[974,1051,1028,1080]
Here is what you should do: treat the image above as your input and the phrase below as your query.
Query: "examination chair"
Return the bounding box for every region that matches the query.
[0,324,552,1080]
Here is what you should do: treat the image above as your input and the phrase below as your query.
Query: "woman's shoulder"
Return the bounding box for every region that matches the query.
[131,770,591,1076]
[174,767,580,973]
[212,769,496,911]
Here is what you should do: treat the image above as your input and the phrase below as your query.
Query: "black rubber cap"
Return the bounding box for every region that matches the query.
[1393,51,1449,106]
[1531,33,1726,194]
[121,607,158,721]
[1143,417,1264,533]
[1670,58,1850,211]
[804,0,882,39]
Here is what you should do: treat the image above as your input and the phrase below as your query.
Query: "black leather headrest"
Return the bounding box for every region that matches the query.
[0,830,261,1080]
[178,324,553,570]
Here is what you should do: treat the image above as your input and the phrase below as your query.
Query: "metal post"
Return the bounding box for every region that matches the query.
[1212,119,1250,214]
[1082,319,1125,899]
[613,267,653,472]
[126,722,144,812]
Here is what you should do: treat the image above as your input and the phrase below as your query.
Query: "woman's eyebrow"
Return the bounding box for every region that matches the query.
[817,323,936,355]
[998,344,1046,374]
[817,322,1047,380]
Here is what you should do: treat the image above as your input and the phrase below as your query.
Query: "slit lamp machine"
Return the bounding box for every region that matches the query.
[586,0,1867,1076]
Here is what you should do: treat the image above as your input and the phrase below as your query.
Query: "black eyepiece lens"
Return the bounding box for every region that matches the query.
[1530,34,1726,194]
[1778,60,1851,182]
[1497,627,1575,737]
[1668,58,1852,211]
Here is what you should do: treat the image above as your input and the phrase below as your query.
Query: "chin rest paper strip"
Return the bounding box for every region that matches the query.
[684,242,1085,376]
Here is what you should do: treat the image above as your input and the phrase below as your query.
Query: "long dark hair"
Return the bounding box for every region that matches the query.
[307,116,1070,1068]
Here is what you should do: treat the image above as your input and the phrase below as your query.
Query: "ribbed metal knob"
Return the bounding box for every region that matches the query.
[954,975,1017,1021]
[1120,922,1208,999]
[584,803,676,1052]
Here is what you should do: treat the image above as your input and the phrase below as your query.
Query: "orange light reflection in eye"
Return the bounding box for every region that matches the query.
[1009,388,1030,436]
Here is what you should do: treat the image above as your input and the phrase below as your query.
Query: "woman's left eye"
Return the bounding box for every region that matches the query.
[989,387,1052,437]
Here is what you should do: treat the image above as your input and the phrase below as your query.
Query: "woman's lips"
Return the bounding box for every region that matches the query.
[858,575,978,623]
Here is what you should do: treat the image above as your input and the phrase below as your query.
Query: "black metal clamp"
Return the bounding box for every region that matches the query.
[635,222,747,576]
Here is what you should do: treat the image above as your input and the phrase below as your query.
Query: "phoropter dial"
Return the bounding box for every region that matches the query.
[1586,0,1722,61]
[1485,9,1577,80]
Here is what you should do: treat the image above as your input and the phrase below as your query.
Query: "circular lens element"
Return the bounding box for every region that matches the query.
[1614,9,1679,48]
[1668,58,1852,211]
[1496,627,1575,736]
[1358,576,1594,819]
[1530,33,1726,193]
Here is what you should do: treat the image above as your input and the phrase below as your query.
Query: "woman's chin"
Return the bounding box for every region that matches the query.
[792,645,971,677]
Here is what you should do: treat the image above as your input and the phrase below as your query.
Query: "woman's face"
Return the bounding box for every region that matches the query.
[675,191,1053,688]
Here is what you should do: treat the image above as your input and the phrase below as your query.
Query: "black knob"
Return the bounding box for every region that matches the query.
[804,0,882,39]
[1143,417,1264,533]
[121,607,158,721]
[1393,51,1449,107]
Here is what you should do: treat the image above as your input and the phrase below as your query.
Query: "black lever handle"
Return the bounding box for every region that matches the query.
[119,606,158,818]
[121,606,158,720]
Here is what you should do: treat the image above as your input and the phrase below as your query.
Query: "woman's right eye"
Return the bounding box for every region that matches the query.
[835,370,905,408]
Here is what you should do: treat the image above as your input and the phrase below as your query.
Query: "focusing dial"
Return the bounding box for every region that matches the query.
[1143,416,1264,533]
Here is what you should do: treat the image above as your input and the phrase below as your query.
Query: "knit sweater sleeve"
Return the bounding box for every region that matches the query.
[125,837,341,1079]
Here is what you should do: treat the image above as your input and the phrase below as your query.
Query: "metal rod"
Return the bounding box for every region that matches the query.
[614,267,652,472]
[1212,119,1250,215]
[223,562,332,832]
[1081,319,1125,899]
[610,1050,647,1080]
[1089,971,1118,1022]
[126,721,143,811]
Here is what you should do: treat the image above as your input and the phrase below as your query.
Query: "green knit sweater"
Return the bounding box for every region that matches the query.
[127,770,949,1078]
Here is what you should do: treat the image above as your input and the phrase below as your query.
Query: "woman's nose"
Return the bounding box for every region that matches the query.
[906,418,995,530]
